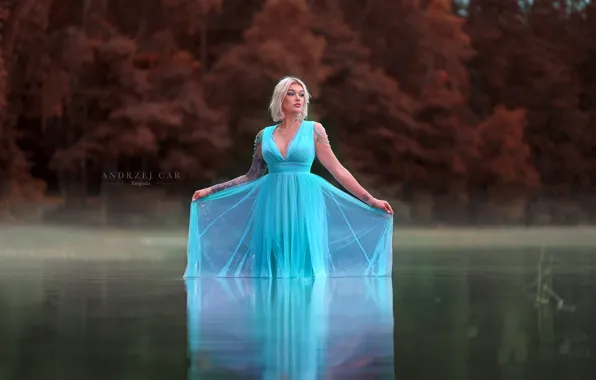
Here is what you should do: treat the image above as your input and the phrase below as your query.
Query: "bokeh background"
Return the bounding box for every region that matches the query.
[1,0,595,228]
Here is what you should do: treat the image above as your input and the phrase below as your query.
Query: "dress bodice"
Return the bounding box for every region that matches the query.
[261,121,315,174]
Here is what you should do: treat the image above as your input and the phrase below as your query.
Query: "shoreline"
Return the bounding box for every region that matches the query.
[1,225,595,260]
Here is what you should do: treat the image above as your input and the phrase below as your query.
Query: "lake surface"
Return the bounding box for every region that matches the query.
[1,228,596,379]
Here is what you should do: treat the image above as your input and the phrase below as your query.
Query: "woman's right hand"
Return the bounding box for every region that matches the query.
[192,187,212,201]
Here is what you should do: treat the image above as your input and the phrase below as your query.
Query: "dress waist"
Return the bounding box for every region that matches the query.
[268,162,311,174]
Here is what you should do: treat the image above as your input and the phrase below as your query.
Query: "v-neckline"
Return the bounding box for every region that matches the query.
[272,121,304,161]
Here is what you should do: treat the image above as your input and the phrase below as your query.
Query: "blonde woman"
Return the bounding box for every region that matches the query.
[186,76,393,278]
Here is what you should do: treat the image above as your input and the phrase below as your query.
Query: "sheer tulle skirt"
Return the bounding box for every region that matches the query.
[184,172,393,278]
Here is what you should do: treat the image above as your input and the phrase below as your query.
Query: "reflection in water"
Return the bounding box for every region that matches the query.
[3,245,596,380]
[185,277,395,379]
[393,250,596,380]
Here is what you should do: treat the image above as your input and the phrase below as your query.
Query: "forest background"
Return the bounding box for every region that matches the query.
[1,0,595,227]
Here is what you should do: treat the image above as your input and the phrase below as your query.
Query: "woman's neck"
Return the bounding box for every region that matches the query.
[279,117,302,129]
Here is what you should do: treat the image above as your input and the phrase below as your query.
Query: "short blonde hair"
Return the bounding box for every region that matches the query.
[269,76,310,122]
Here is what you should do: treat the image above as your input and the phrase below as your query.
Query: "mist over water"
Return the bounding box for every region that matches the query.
[1,225,596,379]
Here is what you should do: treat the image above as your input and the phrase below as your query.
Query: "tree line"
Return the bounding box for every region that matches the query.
[0,0,595,225]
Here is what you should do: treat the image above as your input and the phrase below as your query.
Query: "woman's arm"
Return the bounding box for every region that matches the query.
[192,130,267,200]
[314,122,393,214]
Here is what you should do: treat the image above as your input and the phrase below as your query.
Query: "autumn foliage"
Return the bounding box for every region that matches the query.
[1,0,595,225]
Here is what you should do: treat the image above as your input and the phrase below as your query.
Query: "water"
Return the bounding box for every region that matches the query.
[1,240,596,379]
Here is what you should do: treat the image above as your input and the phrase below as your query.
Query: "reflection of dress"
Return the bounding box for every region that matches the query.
[185,277,395,379]
[184,120,393,278]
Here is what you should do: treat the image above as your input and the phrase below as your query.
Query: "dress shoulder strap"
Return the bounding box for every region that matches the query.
[312,121,331,147]
[260,125,275,141]
[254,128,265,143]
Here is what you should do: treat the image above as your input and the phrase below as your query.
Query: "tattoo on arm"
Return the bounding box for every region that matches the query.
[246,152,268,179]
[210,176,246,194]
[361,192,371,205]
[210,130,267,194]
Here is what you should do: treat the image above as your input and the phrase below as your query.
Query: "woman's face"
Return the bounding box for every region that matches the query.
[282,83,305,119]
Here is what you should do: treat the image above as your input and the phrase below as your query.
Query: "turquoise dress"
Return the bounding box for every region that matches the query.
[184,120,393,278]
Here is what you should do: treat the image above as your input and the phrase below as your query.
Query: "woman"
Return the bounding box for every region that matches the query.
[185,76,394,278]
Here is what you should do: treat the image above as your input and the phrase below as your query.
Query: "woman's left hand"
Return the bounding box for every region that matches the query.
[372,199,394,215]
